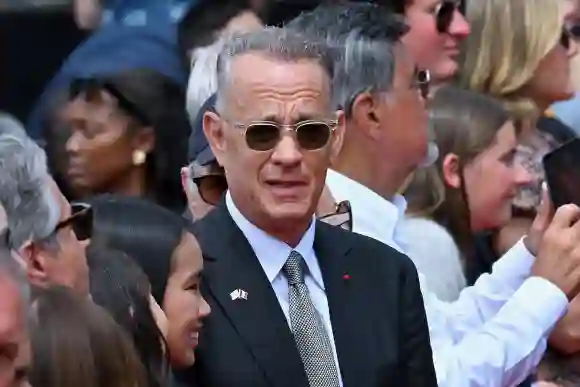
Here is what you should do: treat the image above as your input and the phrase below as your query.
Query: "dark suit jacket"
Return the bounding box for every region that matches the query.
[177,203,437,387]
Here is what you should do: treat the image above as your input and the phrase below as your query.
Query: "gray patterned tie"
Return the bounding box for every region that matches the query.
[282,250,341,387]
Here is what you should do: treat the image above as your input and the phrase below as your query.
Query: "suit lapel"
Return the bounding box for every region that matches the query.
[315,222,371,387]
[196,204,308,387]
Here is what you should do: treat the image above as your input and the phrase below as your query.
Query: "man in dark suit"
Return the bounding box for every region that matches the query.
[184,26,437,387]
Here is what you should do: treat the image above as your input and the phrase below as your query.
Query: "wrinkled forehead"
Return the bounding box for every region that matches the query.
[224,53,333,121]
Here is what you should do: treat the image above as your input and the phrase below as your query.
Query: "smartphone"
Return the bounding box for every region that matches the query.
[543,138,580,208]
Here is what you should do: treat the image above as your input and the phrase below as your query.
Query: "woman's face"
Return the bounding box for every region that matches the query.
[61,90,153,197]
[162,233,210,368]
[403,0,470,82]
[526,14,578,106]
[454,121,533,231]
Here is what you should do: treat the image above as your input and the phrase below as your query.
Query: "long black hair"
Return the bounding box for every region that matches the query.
[86,194,195,304]
[87,241,169,387]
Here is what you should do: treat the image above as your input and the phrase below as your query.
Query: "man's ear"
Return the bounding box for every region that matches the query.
[350,91,381,140]
[330,110,345,163]
[18,242,51,290]
[442,153,461,189]
[203,111,227,167]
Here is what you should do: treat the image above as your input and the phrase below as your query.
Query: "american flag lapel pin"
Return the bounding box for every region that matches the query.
[230,289,248,301]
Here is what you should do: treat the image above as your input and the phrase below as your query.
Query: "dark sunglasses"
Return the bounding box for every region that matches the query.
[231,119,338,152]
[561,27,574,50]
[318,201,352,232]
[56,202,93,241]
[2,203,92,249]
[69,78,151,126]
[435,1,460,34]
[189,162,228,205]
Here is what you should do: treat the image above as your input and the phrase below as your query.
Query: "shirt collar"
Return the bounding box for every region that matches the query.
[225,191,322,287]
[326,169,407,250]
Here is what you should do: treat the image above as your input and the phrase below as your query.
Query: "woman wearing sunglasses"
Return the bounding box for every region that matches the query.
[459,0,578,278]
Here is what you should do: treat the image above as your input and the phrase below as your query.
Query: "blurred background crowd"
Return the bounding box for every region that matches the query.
[2,0,580,386]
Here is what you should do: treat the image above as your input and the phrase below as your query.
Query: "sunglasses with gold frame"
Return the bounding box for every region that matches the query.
[318,201,352,232]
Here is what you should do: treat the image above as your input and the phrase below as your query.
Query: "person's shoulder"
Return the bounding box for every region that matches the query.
[316,221,413,270]
[399,217,457,248]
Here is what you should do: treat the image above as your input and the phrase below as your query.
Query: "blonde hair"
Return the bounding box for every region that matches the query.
[458,0,565,119]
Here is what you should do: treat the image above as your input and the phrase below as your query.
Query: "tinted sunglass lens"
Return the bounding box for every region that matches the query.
[296,123,332,150]
[561,30,571,49]
[199,176,228,205]
[245,123,281,151]
[72,207,92,241]
[436,2,455,33]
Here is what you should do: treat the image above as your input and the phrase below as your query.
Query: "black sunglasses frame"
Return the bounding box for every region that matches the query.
[189,162,228,206]
[318,201,353,232]
[56,202,93,242]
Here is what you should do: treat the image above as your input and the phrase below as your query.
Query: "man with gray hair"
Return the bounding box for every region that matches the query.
[288,3,580,387]
[0,116,90,297]
[0,241,31,387]
[180,26,436,387]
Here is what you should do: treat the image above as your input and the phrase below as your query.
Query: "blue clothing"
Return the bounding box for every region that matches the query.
[551,92,580,135]
[101,0,194,26]
[26,22,187,140]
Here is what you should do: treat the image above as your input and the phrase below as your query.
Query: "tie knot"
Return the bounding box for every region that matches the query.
[283,250,306,285]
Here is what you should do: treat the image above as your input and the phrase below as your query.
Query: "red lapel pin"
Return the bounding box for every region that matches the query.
[342,274,350,281]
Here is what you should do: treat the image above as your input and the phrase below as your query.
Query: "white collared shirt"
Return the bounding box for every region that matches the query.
[327,169,569,387]
[226,192,343,386]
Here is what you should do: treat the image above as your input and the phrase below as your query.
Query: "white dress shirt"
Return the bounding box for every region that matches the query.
[226,192,343,386]
[327,169,569,387]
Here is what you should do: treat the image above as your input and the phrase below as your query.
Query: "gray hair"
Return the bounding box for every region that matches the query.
[215,27,335,112]
[286,3,409,115]
[0,115,60,250]
[185,38,226,125]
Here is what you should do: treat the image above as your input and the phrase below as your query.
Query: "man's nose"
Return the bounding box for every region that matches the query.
[270,134,303,167]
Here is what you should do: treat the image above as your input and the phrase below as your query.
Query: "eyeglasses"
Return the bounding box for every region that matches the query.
[318,201,352,231]
[55,202,93,241]
[231,119,338,152]
[561,27,574,50]
[434,1,460,34]
[188,162,228,205]
[415,69,431,99]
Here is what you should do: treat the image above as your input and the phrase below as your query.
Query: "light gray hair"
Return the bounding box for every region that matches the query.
[0,114,60,250]
[215,27,335,112]
[185,38,226,126]
[286,3,409,116]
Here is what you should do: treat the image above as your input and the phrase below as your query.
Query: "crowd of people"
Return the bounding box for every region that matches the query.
[2,0,580,386]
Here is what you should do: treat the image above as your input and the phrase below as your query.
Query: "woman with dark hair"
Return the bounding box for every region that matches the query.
[87,242,169,387]
[59,68,190,212]
[86,194,211,369]
[29,285,147,387]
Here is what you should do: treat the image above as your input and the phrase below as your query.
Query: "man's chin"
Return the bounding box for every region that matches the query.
[262,201,313,221]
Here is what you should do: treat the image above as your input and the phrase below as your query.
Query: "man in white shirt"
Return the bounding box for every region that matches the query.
[289,3,580,386]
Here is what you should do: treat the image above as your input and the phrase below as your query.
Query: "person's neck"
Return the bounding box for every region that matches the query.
[106,167,148,199]
[333,145,404,202]
[231,193,312,248]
